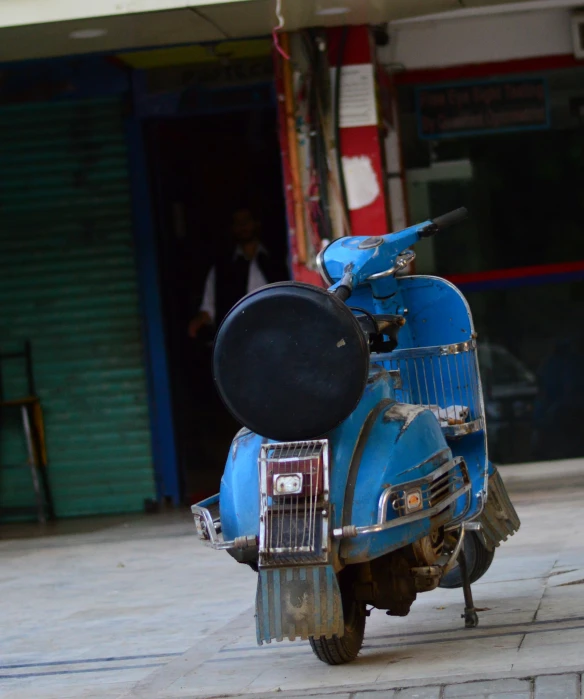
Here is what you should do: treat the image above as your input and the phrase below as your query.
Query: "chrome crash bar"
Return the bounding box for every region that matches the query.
[333,456,471,540]
[191,497,256,551]
[413,520,482,579]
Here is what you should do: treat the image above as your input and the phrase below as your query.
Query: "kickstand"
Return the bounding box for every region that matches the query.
[458,549,479,628]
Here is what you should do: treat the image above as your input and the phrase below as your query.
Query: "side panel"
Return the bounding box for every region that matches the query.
[328,375,393,535]
[341,406,452,564]
[219,429,264,542]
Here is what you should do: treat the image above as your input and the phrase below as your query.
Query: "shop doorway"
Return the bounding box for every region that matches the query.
[145,107,289,502]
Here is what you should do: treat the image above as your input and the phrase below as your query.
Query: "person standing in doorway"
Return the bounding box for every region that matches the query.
[186,207,288,498]
[188,207,289,338]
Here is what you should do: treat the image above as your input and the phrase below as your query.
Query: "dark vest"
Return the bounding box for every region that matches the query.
[214,249,289,327]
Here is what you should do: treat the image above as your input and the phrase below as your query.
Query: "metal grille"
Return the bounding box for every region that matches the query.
[259,440,329,566]
[390,457,469,518]
[378,341,484,437]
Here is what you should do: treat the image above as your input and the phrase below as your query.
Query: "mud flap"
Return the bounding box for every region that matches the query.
[477,468,521,550]
[255,565,344,645]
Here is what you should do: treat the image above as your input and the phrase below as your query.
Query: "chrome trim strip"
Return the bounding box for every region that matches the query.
[442,417,484,439]
[373,339,477,362]
[333,484,471,539]
[333,456,471,539]
[316,244,334,286]
[377,448,451,522]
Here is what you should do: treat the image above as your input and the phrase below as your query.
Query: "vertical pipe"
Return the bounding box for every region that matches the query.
[389,73,411,228]
[280,33,307,264]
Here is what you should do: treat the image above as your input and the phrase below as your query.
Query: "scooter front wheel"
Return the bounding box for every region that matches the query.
[309,584,366,665]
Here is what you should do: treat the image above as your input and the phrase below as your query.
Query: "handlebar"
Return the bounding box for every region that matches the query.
[335,285,352,303]
[334,264,354,302]
[419,207,468,238]
[328,208,468,297]
[433,207,468,230]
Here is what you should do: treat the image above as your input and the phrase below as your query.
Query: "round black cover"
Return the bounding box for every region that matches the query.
[213,282,369,441]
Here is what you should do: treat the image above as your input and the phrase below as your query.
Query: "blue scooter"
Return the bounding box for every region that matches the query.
[192,209,520,665]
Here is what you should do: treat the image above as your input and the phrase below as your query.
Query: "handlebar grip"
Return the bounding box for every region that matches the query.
[333,264,354,303]
[432,207,468,231]
[334,285,352,303]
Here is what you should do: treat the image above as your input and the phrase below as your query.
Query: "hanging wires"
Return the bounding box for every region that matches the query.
[301,30,332,246]
[299,28,352,242]
[273,0,290,60]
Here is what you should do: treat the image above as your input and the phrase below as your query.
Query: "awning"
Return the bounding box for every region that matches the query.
[0,0,537,63]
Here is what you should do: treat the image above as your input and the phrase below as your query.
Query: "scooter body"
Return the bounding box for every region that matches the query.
[193,212,520,663]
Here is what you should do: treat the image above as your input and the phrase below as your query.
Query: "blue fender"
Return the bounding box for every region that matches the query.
[339,403,451,564]
[220,428,263,542]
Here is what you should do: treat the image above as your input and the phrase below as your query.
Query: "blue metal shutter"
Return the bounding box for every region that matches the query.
[0,97,156,517]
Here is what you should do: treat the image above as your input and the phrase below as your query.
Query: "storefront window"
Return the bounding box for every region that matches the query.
[467,282,584,464]
[399,68,584,464]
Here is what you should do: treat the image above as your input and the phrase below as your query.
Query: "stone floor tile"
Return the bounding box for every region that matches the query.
[534,673,580,699]
[395,686,441,698]
[444,679,530,697]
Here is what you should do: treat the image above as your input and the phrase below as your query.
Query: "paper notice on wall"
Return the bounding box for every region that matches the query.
[330,64,377,128]
[342,156,380,210]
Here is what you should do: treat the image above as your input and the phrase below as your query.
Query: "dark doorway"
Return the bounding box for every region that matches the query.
[145,107,289,502]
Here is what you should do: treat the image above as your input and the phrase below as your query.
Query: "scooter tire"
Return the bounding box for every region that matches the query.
[439,531,495,589]
[309,589,366,665]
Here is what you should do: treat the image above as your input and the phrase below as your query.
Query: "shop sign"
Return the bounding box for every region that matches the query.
[146,56,274,94]
[416,77,550,139]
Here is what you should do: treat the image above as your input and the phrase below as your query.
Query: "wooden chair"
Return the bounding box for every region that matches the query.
[0,341,54,523]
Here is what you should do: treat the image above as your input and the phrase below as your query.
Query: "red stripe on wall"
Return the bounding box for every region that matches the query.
[446,260,584,286]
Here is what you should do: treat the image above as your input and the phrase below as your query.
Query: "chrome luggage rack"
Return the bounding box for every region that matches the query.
[192,494,256,552]
[373,340,485,439]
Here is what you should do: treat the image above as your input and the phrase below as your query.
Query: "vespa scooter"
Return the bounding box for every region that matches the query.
[192,208,520,665]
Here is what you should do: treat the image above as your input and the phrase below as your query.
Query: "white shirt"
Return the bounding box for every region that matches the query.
[199,245,268,324]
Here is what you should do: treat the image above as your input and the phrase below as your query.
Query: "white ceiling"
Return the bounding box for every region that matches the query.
[0,0,538,63]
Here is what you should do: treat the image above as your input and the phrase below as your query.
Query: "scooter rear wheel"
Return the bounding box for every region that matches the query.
[439,531,495,589]
[309,585,366,665]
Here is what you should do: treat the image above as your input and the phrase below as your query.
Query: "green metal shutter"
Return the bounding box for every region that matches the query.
[0,97,156,518]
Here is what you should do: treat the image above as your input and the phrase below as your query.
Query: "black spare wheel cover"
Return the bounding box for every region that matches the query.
[213,282,370,442]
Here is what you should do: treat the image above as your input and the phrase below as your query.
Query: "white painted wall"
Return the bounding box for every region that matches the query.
[0,0,247,29]
[386,8,573,70]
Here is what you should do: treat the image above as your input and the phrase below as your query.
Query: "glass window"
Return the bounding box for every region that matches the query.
[400,67,584,464]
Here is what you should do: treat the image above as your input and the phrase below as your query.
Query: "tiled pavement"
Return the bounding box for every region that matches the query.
[3,463,584,699]
[292,673,582,698]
